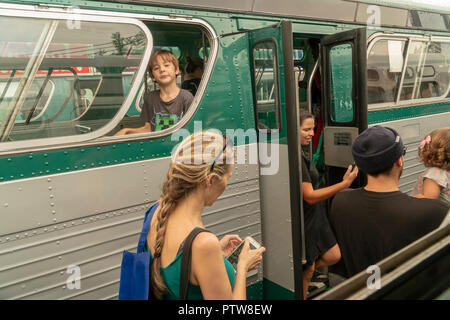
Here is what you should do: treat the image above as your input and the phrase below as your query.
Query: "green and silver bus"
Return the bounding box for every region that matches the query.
[0,0,448,300]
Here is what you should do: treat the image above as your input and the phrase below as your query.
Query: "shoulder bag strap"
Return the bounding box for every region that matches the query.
[179,228,212,300]
[137,202,160,253]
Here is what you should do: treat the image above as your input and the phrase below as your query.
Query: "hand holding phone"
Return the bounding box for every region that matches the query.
[226,236,264,271]
[219,234,242,257]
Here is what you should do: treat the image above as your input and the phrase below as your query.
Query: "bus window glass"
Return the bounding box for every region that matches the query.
[329,43,353,123]
[252,40,280,130]
[367,39,406,107]
[199,47,210,60]
[416,11,447,31]
[13,78,55,122]
[400,41,428,101]
[420,42,450,99]
[0,17,48,129]
[356,4,409,28]
[401,41,450,101]
[0,15,147,142]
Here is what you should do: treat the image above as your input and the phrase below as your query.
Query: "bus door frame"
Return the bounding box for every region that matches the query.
[247,20,304,300]
[320,27,368,190]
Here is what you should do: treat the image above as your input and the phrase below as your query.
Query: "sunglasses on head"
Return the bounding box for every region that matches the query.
[210,134,230,173]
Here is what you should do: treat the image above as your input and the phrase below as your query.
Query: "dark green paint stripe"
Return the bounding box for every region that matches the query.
[246,278,294,300]
[368,101,450,124]
[262,278,295,300]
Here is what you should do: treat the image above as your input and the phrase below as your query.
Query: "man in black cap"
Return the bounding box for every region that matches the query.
[329,126,448,278]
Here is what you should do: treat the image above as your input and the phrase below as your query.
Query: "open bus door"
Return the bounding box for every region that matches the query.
[320,28,368,192]
[247,20,304,300]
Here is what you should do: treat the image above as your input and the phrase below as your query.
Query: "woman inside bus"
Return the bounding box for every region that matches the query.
[299,110,359,299]
[147,131,265,299]
[181,56,204,96]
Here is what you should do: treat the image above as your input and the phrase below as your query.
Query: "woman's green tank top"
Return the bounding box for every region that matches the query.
[154,251,236,300]
[147,229,236,300]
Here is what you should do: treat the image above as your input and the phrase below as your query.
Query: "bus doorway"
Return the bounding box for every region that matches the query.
[320,28,368,189]
[292,29,369,297]
[247,21,304,300]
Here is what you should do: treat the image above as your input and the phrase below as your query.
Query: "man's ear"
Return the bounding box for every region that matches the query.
[395,157,403,167]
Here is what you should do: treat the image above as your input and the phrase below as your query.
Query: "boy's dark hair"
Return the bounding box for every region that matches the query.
[365,164,395,177]
[148,50,179,79]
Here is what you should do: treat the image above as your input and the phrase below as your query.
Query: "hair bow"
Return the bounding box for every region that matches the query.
[420,135,431,149]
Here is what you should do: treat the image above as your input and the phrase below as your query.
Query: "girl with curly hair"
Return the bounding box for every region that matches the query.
[412,127,449,203]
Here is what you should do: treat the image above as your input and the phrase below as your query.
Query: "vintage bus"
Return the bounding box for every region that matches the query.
[0,0,449,300]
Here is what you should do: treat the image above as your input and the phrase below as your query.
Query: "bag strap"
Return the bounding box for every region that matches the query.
[179,228,212,300]
[137,202,160,253]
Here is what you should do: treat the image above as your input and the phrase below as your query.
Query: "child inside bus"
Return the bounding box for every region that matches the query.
[181,56,204,96]
[114,50,193,135]
[412,128,449,204]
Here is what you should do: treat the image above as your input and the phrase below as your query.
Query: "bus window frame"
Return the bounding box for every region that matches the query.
[0,5,152,152]
[367,32,450,112]
[0,3,218,155]
[251,37,282,132]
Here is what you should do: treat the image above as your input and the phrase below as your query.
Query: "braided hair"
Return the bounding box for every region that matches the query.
[150,131,233,299]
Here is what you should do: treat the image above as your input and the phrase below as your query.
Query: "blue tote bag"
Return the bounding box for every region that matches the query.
[118,202,159,300]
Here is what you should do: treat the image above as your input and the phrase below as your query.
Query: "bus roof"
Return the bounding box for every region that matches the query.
[105,0,450,31]
[360,0,450,14]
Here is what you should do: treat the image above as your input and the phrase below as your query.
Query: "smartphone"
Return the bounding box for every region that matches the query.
[226,236,261,271]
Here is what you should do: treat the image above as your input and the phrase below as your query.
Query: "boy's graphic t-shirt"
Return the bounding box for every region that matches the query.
[412,167,449,204]
[140,89,193,131]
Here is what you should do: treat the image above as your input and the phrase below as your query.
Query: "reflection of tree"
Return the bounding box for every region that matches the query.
[428,42,441,54]
[96,49,108,56]
[111,31,146,56]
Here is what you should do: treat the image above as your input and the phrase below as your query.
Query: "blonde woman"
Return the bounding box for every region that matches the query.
[147,131,265,299]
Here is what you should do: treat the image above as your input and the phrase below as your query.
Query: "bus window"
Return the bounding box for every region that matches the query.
[329,43,354,123]
[400,41,450,102]
[114,23,211,135]
[400,41,428,101]
[423,42,450,99]
[252,40,280,130]
[367,39,406,107]
[368,37,450,108]
[0,15,148,143]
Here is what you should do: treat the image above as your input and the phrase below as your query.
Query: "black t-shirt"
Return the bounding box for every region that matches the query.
[329,188,448,278]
